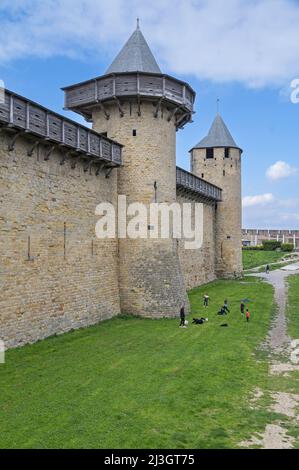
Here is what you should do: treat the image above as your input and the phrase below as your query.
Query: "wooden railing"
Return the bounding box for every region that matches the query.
[176,167,222,201]
[63,72,195,127]
[0,89,122,165]
[63,73,195,111]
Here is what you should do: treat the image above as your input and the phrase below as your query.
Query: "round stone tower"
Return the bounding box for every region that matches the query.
[62,23,196,316]
[190,113,243,277]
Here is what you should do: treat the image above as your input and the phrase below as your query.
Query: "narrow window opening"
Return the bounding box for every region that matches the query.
[225,148,230,158]
[206,148,214,159]
[223,170,225,176]
[132,129,137,137]
[201,173,204,178]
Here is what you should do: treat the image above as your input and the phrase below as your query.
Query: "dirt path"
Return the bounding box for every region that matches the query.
[254,269,297,354]
[240,267,299,449]
[245,254,299,273]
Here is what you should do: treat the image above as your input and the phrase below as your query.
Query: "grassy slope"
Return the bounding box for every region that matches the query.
[0,278,275,449]
[286,274,299,339]
[242,250,288,270]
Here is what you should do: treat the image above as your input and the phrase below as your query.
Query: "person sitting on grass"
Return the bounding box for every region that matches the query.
[217,306,226,315]
[223,299,230,313]
[246,309,250,322]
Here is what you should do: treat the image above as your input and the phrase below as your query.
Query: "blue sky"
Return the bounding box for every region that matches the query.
[0,0,298,228]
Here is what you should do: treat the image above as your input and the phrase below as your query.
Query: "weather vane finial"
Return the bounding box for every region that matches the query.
[137,17,140,29]
[216,97,220,113]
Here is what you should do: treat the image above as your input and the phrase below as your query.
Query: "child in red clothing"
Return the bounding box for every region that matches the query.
[246,309,250,322]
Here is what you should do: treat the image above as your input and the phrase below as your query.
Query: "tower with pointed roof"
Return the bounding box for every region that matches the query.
[190,113,243,277]
[63,21,196,317]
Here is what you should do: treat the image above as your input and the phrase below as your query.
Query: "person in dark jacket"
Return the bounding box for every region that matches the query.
[179,305,186,327]
[203,294,210,307]
[217,306,226,315]
[223,299,230,313]
[240,302,245,315]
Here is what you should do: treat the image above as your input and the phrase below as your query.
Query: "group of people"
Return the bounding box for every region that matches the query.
[240,301,251,322]
[179,294,251,327]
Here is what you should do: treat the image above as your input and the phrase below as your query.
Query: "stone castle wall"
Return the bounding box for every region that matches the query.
[0,132,120,348]
[0,116,232,348]
[176,191,217,289]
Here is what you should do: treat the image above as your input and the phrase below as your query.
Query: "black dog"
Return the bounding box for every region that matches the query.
[192,317,208,325]
[220,323,229,327]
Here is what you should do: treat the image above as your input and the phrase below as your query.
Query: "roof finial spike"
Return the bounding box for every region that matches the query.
[216,97,220,114]
[136,17,140,30]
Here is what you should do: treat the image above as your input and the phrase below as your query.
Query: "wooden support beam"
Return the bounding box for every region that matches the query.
[105,166,114,178]
[94,79,98,101]
[26,102,30,131]
[137,95,141,116]
[87,131,91,154]
[8,131,24,152]
[45,112,50,139]
[154,97,163,118]
[95,162,105,176]
[76,126,80,151]
[176,112,191,128]
[167,106,181,122]
[113,96,124,117]
[61,120,65,144]
[97,101,110,120]
[137,73,140,94]
[44,145,56,161]
[9,95,14,124]
[27,140,40,157]
[83,160,92,173]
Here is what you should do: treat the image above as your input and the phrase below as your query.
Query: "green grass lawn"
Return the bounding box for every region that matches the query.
[286,274,299,339]
[0,277,275,449]
[242,250,289,270]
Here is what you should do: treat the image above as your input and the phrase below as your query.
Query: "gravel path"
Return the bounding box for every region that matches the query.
[241,265,299,449]
[252,268,298,353]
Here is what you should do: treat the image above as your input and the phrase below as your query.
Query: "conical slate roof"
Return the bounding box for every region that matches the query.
[191,113,240,150]
[105,23,161,74]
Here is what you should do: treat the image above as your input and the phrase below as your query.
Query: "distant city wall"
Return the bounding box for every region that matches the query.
[242,229,299,248]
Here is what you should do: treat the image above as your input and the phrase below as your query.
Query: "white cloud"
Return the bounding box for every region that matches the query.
[281,212,299,222]
[242,196,299,228]
[266,161,297,181]
[242,193,274,208]
[1,0,299,87]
